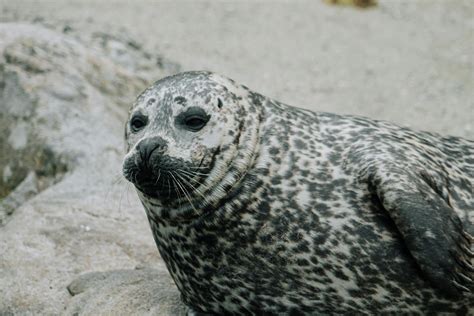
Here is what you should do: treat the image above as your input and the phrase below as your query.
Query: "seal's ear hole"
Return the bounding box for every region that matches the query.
[147,98,156,106]
[217,98,223,109]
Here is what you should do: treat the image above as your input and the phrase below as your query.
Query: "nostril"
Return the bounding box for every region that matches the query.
[136,136,168,162]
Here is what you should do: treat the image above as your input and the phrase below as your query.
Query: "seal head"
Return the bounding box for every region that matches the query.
[123,71,261,221]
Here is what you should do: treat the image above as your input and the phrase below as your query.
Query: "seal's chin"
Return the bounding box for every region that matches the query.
[135,183,164,199]
[127,171,182,201]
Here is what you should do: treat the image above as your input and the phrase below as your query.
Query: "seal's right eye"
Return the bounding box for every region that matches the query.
[130,114,148,132]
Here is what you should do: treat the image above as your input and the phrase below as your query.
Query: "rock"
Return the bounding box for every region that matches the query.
[0,23,185,315]
[66,268,186,316]
[0,172,38,225]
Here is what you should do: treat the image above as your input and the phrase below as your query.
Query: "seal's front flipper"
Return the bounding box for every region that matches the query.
[367,167,473,297]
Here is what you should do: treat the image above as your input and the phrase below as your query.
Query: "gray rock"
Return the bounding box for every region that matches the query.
[0,23,184,315]
[0,172,38,225]
[66,268,185,316]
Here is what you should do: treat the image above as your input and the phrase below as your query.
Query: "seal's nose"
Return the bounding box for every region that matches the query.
[136,136,168,163]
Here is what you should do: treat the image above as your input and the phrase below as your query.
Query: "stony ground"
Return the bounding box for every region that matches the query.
[0,0,472,315]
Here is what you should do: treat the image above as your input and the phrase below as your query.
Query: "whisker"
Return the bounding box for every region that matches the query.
[111,174,125,185]
[175,172,210,207]
[175,172,202,196]
[178,171,207,192]
[188,166,211,170]
[118,180,128,215]
[168,171,184,204]
[171,171,199,214]
[180,168,211,181]
[180,169,210,177]
[125,180,133,207]
[178,170,207,186]
[133,171,138,185]
[167,176,171,198]
[155,169,161,186]
[104,173,126,204]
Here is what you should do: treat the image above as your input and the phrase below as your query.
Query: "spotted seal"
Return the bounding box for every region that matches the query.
[122,71,473,314]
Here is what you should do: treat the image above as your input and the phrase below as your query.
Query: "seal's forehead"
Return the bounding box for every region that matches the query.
[152,71,226,98]
[130,71,244,115]
[132,72,219,109]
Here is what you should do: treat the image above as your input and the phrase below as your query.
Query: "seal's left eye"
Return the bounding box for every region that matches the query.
[185,116,207,131]
[130,114,148,132]
[176,106,210,132]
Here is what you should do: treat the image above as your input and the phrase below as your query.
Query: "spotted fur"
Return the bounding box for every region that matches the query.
[123,71,473,315]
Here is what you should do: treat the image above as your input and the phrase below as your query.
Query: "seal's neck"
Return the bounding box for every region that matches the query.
[192,98,263,219]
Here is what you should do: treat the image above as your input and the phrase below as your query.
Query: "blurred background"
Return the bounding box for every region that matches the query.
[2,0,472,137]
[0,1,472,315]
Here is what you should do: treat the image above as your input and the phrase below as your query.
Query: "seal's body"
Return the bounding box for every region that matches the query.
[123,72,473,314]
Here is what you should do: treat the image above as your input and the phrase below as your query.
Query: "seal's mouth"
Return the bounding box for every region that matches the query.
[135,180,170,199]
[122,153,208,202]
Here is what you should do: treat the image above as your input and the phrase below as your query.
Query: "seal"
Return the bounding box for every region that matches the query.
[122,71,473,314]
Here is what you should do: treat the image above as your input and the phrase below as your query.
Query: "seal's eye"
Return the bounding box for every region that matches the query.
[185,116,207,130]
[130,114,148,132]
[176,106,210,132]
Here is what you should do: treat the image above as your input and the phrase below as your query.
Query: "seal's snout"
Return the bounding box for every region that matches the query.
[136,136,168,165]
[123,134,200,200]
[122,136,168,188]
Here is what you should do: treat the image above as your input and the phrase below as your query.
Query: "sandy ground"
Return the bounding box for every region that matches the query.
[1,0,472,139]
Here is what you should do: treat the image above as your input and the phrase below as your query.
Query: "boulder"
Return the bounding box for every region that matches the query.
[0,23,185,315]
[66,268,186,316]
